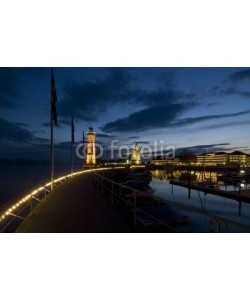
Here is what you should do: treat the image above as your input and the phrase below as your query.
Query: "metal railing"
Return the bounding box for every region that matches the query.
[0,167,125,233]
[94,171,250,233]
[94,171,181,232]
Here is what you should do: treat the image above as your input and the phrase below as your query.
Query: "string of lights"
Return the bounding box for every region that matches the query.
[0,167,125,224]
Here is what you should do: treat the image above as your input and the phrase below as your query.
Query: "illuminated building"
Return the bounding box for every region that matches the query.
[196,151,248,167]
[150,157,181,166]
[247,155,250,167]
[86,127,96,165]
[131,143,141,165]
[229,151,247,166]
[196,152,228,166]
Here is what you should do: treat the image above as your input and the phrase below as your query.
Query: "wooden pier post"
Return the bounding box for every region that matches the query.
[216,220,221,233]
[188,176,191,199]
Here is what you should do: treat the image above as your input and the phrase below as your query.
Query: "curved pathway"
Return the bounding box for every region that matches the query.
[17,173,133,233]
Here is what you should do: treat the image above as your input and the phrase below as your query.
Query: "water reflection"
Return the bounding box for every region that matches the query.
[152,169,249,190]
[149,169,250,232]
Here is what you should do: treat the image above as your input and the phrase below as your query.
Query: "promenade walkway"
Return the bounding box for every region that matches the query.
[16,172,133,233]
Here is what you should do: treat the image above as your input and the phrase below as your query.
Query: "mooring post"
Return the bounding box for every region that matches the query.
[171,183,173,195]
[188,173,191,199]
[216,220,221,233]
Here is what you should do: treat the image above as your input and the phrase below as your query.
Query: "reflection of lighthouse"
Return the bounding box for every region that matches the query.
[86,127,96,165]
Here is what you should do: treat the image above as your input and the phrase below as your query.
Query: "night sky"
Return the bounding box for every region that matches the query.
[0,67,250,162]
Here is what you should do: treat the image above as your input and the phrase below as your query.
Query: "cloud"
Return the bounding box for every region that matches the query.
[204,69,250,99]
[15,122,29,127]
[0,68,22,109]
[101,101,193,133]
[227,69,250,82]
[0,118,48,144]
[136,141,151,144]
[171,110,250,127]
[0,118,34,143]
[54,141,72,150]
[41,122,50,127]
[58,68,193,125]
[209,86,250,99]
[177,143,231,154]
[205,102,218,108]
[179,145,248,155]
[136,87,184,106]
[101,95,250,134]
[149,143,231,155]
[41,121,63,128]
[21,67,49,79]
[196,120,250,131]
[96,133,116,138]
[58,68,133,122]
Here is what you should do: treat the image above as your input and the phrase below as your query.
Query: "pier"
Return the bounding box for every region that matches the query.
[16,169,134,233]
[169,179,250,203]
[15,166,179,233]
[2,166,250,233]
[169,179,250,217]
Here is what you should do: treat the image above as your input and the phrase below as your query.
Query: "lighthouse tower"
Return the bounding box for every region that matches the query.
[86,127,96,165]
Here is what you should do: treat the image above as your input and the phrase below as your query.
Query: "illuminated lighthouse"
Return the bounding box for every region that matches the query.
[86,127,96,165]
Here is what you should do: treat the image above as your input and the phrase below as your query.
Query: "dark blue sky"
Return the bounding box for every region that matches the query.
[0,67,250,161]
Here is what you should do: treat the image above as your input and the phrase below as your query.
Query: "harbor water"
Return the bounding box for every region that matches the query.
[149,170,250,232]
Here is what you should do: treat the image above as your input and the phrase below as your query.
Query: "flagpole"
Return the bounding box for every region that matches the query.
[83,131,85,170]
[70,143,73,175]
[50,68,58,191]
[50,89,54,191]
[71,116,73,176]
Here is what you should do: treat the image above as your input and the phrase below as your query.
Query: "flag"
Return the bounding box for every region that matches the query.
[51,68,57,125]
[71,115,75,144]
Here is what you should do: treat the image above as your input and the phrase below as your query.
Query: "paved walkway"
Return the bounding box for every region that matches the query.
[16,173,133,233]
